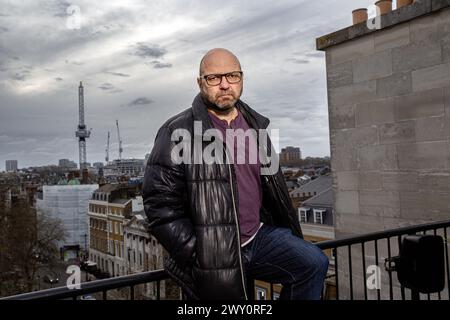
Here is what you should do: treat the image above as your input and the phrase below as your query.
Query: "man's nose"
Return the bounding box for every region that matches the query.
[219,75,230,89]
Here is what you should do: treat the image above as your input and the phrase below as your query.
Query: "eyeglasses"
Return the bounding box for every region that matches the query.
[201,71,243,86]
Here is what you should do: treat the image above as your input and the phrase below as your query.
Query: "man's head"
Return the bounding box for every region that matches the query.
[197,48,243,111]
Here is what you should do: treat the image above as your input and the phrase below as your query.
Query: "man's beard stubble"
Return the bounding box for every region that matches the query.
[201,90,241,115]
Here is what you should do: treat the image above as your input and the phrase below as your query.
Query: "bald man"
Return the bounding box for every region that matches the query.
[143,48,329,300]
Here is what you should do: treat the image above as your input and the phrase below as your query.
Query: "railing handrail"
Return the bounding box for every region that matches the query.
[0,269,169,300]
[316,220,450,250]
[2,219,449,300]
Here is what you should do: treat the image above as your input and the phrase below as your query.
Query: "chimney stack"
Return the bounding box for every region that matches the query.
[352,8,368,25]
[375,0,393,15]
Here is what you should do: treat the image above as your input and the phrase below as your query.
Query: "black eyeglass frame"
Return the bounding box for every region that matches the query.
[200,71,243,86]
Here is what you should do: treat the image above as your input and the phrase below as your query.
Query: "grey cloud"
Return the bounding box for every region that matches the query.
[54,77,63,81]
[304,52,324,58]
[65,59,84,66]
[99,83,114,91]
[47,0,73,18]
[133,43,167,59]
[98,82,122,93]
[126,97,154,107]
[153,62,173,69]
[287,58,310,64]
[147,61,173,69]
[105,71,130,77]
[11,70,30,81]
[0,26,8,32]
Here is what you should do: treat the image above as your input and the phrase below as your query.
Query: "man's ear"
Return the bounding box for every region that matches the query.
[197,77,202,90]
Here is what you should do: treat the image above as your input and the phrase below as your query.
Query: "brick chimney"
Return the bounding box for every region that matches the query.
[375,0,393,15]
[352,8,368,25]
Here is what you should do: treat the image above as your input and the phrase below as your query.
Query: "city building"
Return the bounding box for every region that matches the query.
[124,213,167,299]
[279,146,302,161]
[290,174,332,203]
[299,188,334,241]
[36,184,99,260]
[5,160,18,172]
[93,162,104,169]
[58,159,77,169]
[88,183,140,277]
[103,159,145,177]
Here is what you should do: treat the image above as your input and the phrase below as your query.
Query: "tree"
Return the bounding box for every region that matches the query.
[0,198,66,296]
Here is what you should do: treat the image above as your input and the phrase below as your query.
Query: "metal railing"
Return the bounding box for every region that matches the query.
[2,220,449,300]
[315,219,450,300]
[0,269,170,300]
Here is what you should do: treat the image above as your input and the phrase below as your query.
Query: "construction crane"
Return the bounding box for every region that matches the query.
[116,120,123,160]
[105,131,110,164]
[75,81,91,172]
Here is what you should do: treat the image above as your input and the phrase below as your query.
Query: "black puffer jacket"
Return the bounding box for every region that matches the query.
[143,93,303,300]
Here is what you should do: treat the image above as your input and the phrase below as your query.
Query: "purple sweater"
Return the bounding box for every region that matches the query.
[208,109,262,245]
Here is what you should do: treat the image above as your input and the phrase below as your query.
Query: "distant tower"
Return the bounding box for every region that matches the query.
[75,81,91,172]
[105,131,110,164]
[116,120,123,160]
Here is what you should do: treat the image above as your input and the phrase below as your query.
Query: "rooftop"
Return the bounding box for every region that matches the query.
[290,175,332,195]
[302,187,333,207]
[316,0,450,50]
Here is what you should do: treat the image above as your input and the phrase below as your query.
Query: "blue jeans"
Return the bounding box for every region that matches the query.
[241,224,329,300]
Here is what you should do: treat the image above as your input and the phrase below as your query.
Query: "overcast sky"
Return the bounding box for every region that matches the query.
[0,0,377,170]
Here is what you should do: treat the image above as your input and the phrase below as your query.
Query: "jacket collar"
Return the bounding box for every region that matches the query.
[191,93,270,134]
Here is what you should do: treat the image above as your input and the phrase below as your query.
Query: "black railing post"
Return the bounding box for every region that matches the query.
[334,247,339,300]
[387,237,394,300]
[444,228,450,301]
[156,280,160,300]
[348,246,353,300]
[397,235,405,300]
[130,286,134,300]
[270,283,274,300]
[362,242,367,300]
[433,229,441,300]
[374,240,381,300]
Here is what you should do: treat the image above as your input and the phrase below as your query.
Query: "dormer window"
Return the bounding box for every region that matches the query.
[313,209,326,224]
[299,207,310,223]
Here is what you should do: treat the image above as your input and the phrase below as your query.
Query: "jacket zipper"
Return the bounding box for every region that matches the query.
[224,136,248,300]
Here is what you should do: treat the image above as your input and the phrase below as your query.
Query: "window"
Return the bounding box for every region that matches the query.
[256,287,266,300]
[300,210,308,223]
[314,209,326,224]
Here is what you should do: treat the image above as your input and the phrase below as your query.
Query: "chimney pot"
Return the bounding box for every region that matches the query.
[375,0,393,15]
[352,8,368,25]
[397,0,413,9]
